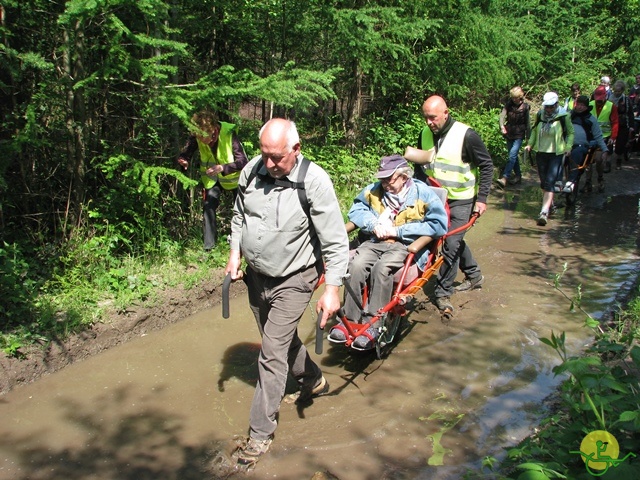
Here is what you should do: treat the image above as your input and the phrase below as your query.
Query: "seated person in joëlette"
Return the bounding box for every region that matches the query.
[329,154,448,350]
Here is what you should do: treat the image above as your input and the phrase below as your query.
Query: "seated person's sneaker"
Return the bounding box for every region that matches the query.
[233,436,273,466]
[562,181,574,193]
[352,326,378,350]
[328,322,348,343]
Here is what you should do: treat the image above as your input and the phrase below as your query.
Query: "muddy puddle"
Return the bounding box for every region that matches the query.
[1,166,639,480]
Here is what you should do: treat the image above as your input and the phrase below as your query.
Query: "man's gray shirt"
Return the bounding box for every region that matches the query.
[230,154,349,286]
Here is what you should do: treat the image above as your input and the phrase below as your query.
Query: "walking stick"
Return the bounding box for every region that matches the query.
[222,273,232,319]
[315,310,324,355]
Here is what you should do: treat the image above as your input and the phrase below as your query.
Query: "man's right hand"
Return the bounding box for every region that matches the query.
[177,158,189,170]
[224,250,243,281]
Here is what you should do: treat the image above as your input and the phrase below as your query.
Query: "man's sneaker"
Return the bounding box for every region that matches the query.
[537,212,548,226]
[233,436,273,466]
[562,181,574,193]
[434,296,454,313]
[495,177,507,189]
[454,275,485,292]
[296,376,330,404]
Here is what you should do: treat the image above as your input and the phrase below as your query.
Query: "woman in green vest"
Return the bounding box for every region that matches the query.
[177,110,248,250]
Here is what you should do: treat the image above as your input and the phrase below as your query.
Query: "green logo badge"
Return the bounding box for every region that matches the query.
[571,430,636,476]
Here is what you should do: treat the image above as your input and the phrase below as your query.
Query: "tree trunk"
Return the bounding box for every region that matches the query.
[62,18,87,233]
[343,61,363,150]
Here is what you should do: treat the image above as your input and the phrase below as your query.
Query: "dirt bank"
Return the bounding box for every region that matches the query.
[0,271,246,395]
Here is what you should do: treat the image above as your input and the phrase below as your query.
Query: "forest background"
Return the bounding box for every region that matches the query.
[1,0,640,355]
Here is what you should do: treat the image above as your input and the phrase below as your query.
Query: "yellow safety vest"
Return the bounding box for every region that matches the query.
[589,100,613,138]
[420,122,478,200]
[198,122,240,190]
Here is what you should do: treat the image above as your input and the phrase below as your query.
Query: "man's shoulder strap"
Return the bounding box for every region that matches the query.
[245,157,311,215]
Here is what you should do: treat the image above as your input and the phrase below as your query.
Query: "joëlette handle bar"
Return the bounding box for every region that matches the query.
[443,212,479,239]
[315,309,324,355]
[222,273,232,319]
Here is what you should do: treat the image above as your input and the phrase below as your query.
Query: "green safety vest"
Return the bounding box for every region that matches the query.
[198,122,240,190]
[420,122,478,200]
[589,100,614,138]
[565,97,575,111]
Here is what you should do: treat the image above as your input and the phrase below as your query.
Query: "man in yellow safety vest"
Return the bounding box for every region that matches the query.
[405,95,493,316]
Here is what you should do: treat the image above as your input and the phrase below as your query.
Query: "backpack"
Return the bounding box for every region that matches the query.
[571,113,594,142]
[533,110,569,140]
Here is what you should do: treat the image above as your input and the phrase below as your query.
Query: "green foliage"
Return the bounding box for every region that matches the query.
[456,107,505,167]
[0,242,38,327]
[498,275,640,478]
[4,0,640,362]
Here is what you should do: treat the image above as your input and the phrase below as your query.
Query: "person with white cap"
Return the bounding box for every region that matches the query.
[329,154,448,349]
[525,92,574,226]
[600,76,613,100]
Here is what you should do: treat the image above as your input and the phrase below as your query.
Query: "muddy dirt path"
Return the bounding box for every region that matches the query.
[1,158,639,480]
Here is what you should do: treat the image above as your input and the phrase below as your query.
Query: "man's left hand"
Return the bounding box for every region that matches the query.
[474,201,487,216]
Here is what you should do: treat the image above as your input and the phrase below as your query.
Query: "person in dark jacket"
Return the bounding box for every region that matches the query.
[497,86,530,188]
[564,96,609,193]
[406,95,493,315]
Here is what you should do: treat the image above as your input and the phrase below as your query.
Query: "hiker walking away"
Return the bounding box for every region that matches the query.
[177,109,248,251]
[609,80,635,167]
[584,85,618,190]
[405,95,493,316]
[224,118,349,466]
[524,92,574,227]
[564,96,609,193]
[496,86,530,188]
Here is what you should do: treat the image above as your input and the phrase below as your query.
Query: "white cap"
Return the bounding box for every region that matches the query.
[541,92,559,106]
